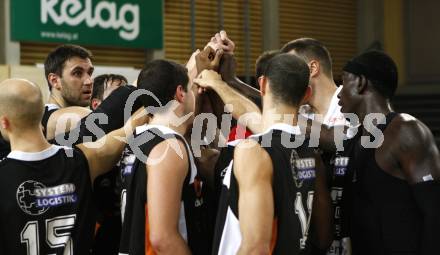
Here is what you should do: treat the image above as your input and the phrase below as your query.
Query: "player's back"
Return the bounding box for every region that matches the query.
[0,145,94,255]
[119,125,209,255]
[213,124,318,255]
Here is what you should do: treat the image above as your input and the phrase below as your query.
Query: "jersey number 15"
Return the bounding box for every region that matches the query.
[21,214,76,255]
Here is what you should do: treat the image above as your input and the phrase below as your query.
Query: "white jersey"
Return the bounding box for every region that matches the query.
[299,86,346,127]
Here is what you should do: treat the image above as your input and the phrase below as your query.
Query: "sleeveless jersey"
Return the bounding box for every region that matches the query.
[119,125,209,255]
[0,145,94,255]
[213,123,318,255]
[348,113,423,255]
[42,104,60,137]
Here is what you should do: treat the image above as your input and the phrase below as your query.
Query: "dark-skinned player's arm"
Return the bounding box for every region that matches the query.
[218,53,261,107]
[310,151,333,251]
[194,70,263,134]
[146,138,191,255]
[77,107,148,183]
[234,139,274,255]
[393,117,440,255]
[207,31,261,105]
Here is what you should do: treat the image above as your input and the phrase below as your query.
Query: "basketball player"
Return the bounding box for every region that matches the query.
[199,37,351,255]
[207,54,332,254]
[0,79,147,254]
[281,38,345,126]
[43,44,94,135]
[338,50,440,255]
[119,60,210,254]
[88,73,128,255]
[90,74,128,110]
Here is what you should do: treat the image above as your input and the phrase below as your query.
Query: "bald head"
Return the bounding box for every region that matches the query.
[0,79,44,129]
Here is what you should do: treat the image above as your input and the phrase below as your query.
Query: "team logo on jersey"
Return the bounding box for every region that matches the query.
[16,181,77,215]
[121,153,136,176]
[290,151,316,188]
[334,157,349,176]
[16,180,50,216]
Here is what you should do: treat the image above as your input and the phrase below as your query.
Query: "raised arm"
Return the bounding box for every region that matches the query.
[146,139,191,255]
[194,70,262,134]
[234,139,274,255]
[218,53,261,106]
[77,108,148,183]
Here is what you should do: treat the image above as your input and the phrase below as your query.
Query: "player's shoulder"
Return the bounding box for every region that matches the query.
[234,139,270,166]
[387,113,434,148]
[147,137,188,165]
[390,113,431,139]
[233,138,273,180]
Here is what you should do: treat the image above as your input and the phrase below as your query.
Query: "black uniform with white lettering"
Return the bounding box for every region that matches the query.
[213,124,317,255]
[42,104,60,137]
[0,145,95,255]
[347,112,425,255]
[324,129,360,255]
[119,125,209,255]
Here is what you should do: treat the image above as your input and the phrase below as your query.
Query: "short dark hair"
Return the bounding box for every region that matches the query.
[264,53,310,106]
[44,44,92,91]
[280,38,333,78]
[137,59,189,108]
[92,74,128,101]
[255,50,280,78]
[343,50,398,99]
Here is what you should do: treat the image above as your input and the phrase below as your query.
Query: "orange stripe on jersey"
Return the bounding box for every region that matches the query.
[94,222,101,236]
[145,205,156,255]
[270,218,278,254]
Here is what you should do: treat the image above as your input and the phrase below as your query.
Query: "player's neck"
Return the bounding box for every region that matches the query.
[308,76,337,116]
[261,104,299,131]
[8,128,51,153]
[359,97,393,133]
[49,93,68,108]
[149,113,190,137]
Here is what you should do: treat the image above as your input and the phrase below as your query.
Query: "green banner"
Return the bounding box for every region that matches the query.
[11,0,163,49]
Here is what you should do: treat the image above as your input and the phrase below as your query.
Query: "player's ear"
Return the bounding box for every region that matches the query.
[357,75,368,95]
[300,85,312,105]
[309,60,320,78]
[91,98,101,110]
[175,84,186,103]
[0,116,10,130]
[48,73,61,90]
[258,76,267,96]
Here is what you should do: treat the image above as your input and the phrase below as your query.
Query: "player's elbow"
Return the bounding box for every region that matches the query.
[149,231,181,253]
[238,242,271,255]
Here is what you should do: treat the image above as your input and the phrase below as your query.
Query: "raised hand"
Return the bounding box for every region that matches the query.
[195,47,224,74]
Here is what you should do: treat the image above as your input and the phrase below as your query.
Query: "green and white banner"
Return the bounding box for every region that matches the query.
[11,0,163,49]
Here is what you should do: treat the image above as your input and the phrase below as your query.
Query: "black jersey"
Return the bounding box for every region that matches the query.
[0,145,95,255]
[325,126,360,255]
[0,133,10,159]
[347,113,424,255]
[119,125,208,255]
[213,123,317,255]
[42,104,60,137]
[92,166,122,255]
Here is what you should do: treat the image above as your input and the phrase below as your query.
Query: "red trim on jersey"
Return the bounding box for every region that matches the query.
[228,125,253,142]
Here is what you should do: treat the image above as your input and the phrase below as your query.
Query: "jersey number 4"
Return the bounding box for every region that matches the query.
[294,191,314,249]
[20,214,76,255]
